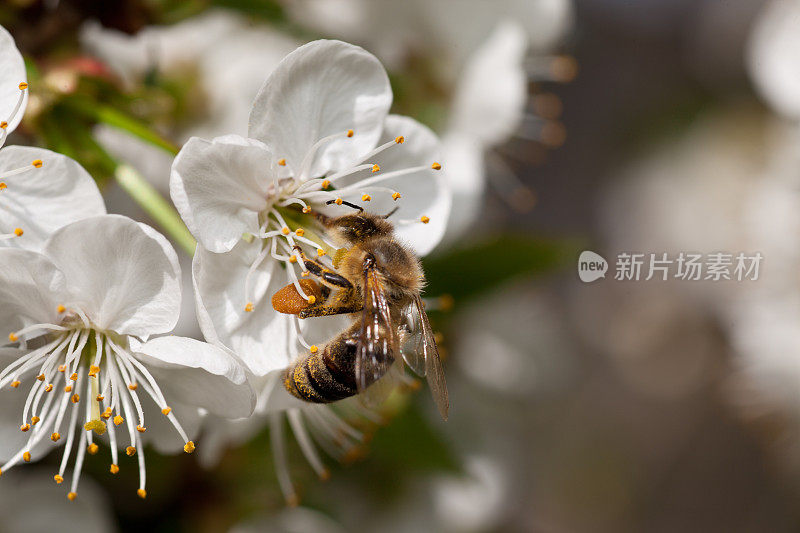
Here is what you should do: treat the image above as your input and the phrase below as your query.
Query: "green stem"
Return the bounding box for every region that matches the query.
[114,165,196,256]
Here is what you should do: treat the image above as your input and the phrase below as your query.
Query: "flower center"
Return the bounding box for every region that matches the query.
[0,81,28,149]
[0,306,194,500]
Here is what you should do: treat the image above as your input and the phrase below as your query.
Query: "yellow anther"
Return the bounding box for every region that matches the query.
[32,160,42,168]
[362,194,372,201]
[45,384,53,392]
[137,425,146,433]
[392,192,402,201]
[71,394,79,403]
[126,446,136,456]
[281,226,290,235]
[31,416,40,425]
[54,475,64,484]
[301,271,310,277]
[67,492,77,501]
[310,345,319,354]
[19,82,28,90]
[70,373,78,381]
[317,248,326,257]
[8,333,18,342]
[110,464,119,474]
[87,443,99,455]
[37,374,45,381]
[307,295,316,305]
[161,407,172,416]
[431,162,442,170]
[184,441,196,454]
[51,432,61,442]
[23,451,30,462]
[84,419,106,435]
[10,381,20,388]
[335,197,343,205]
[244,302,254,313]
[278,158,286,166]
[302,206,312,214]
[347,129,354,137]
[295,228,305,237]
[0,122,6,129]
[114,415,124,426]
[13,228,22,237]
[88,366,100,377]
[64,385,72,393]
[395,136,405,144]
[137,489,147,499]
[0,469,3,477]
[20,424,30,432]
[371,164,380,173]
[0,183,6,189]
[289,255,297,263]
[95,395,104,401]
[421,216,430,224]
[58,365,66,373]
[57,305,66,313]
[321,180,330,189]
[128,383,138,391]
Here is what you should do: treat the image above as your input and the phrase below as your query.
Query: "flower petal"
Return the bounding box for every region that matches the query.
[449,21,528,146]
[135,336,255,418]
[0,25,27,134]
[171,135,276,253]
[43,215,181,337]
[330,114,451,256]
[439,133,486,245]
[192,241,296,375]
[248,40,392,178]
[0,249,67,338]
[0,147,106,251]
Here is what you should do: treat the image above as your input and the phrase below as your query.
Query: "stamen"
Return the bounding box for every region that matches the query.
[288,410,329,480]
[270,413,298,506]
[297,130,354,182]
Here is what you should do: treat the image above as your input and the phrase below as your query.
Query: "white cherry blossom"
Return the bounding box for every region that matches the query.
[171,39,450,380]
[0,215,254,500]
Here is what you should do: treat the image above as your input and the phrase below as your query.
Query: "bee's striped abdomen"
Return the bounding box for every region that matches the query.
[284,332,359,403]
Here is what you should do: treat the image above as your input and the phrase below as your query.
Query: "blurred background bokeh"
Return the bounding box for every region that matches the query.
[4,0,800,531]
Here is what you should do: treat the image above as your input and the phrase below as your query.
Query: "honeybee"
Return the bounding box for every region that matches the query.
[271,202,449,420]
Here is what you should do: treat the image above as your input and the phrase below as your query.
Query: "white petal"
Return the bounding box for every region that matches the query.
[449,21,528,146]
[43,215,181,337]
[0,249,67,338]
[747,0,800,119]
[248,40,392,177]
[171,135,275,253]
[192,241,296,375]
[0,25,27,133]
[330,114,451,256]
[439,133,486,245]
[135,336,255,418]
[0,146,106,251]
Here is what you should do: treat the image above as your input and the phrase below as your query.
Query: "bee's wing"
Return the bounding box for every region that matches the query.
[355,264,398,395]
[399,304,426,377]
[414,295,449,421]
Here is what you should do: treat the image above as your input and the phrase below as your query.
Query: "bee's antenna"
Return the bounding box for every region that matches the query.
[382,207,400,219]
[326,199,364,212]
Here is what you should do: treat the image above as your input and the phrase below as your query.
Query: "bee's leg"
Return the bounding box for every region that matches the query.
[299,287,362,318]
[294,246,353,289]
